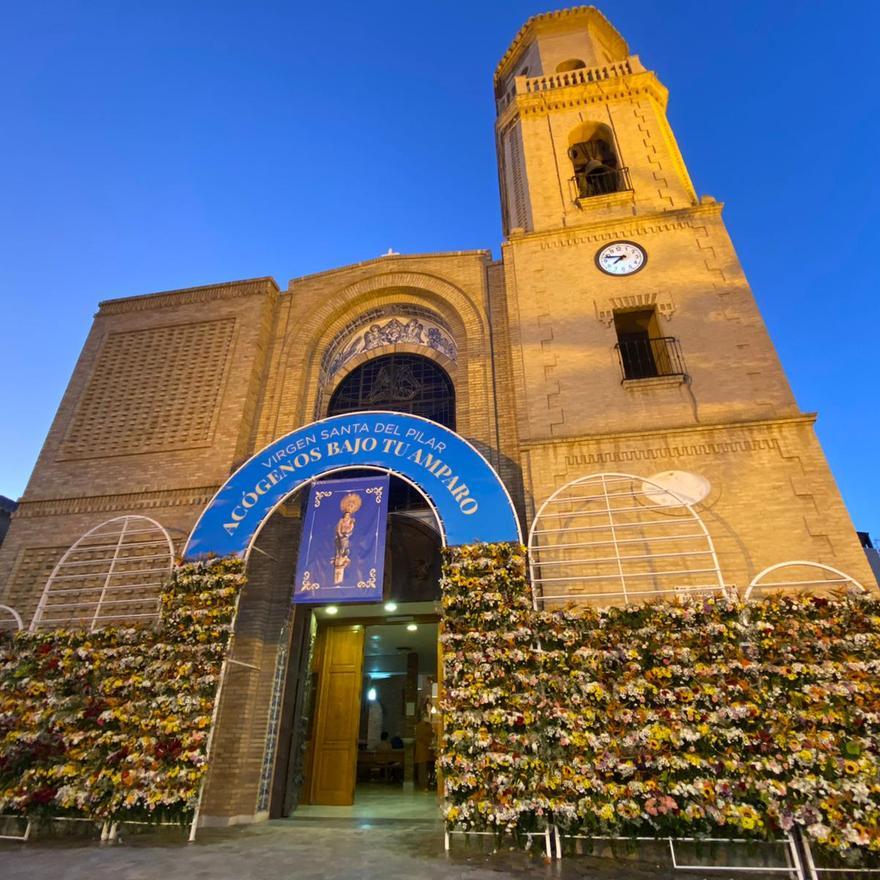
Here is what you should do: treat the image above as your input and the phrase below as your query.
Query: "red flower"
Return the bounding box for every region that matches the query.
[28,786,57,806]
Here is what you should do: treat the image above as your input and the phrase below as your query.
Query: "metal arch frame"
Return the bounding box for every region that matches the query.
[30,515,175,632]
[184,409,523,558]
[527,471,724,610]
[0,605,23,631]
[745,560,869,602]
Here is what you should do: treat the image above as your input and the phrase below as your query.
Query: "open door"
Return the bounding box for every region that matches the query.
[308,624,365,805]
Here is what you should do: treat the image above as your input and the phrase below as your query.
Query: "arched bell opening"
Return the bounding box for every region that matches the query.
[567,121,627,199]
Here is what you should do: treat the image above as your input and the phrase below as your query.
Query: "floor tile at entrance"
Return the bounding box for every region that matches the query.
[292,782,439,821]
[0,820,683,880]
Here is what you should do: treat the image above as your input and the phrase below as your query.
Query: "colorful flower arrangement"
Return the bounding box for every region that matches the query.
[439,542,880,862]
[0,556,244,824]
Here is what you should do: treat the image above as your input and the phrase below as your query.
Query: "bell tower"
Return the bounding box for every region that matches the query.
[495,6,696,235]
[496,6,876,591]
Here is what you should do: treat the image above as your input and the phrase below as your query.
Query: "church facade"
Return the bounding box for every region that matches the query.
[1,6,875,825]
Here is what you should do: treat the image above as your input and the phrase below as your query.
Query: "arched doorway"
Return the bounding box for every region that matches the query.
[187,408,519,822]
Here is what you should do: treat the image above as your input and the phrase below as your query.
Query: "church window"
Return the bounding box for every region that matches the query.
[613,309,685,381]
[326,353,454,535]
[328,353,455,430]
[556,58,586,72]
[567,122,630,200]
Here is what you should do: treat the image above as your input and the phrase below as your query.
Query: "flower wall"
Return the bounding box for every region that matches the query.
[0,557,244,823]
[440,543,880,858]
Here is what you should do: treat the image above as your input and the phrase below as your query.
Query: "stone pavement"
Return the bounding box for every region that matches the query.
[0,817,724,880]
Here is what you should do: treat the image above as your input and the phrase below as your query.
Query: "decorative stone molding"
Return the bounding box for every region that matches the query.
[531,202,724,252]
[561,437,780,468]
[594,291,676,325]
[518,413,818,452]
[511,74,670,121]
[97,278,278,316]
[14,486,220,519]
[321,306,457,381]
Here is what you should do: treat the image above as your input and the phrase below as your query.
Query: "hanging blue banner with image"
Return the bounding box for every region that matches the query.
[293,475,390,604]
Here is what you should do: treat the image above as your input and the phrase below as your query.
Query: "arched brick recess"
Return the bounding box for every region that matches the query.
[258,270,494,454]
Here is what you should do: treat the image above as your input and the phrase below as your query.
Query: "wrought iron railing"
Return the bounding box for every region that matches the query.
[614,336,686,382]
[571,166,631,200]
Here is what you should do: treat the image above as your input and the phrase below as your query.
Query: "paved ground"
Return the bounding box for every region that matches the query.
[0,816,713,880]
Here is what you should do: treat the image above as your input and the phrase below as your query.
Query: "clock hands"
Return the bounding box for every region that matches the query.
[597,242,645,275]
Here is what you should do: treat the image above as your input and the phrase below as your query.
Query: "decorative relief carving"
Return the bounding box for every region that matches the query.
[323,308,457,379]
[595,291,676,325]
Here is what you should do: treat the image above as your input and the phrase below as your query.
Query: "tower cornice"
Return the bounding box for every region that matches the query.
[496,67,668,128]
[503,201,725,249]
[494,6,628,85]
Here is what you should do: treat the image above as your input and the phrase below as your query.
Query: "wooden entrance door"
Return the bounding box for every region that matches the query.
[308,624,365,805]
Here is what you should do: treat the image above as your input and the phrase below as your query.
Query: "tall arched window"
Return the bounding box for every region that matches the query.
[327,354,455,430]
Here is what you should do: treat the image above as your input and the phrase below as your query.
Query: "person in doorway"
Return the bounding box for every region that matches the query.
[376,731,392,752]
[414,715,435,790]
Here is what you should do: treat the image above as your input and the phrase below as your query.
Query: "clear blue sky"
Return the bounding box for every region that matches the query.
[1,1,878,534]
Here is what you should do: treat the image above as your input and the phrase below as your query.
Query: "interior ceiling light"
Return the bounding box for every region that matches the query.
[406,623,418,632]
[325,606,338,615]
[384,602,398,612]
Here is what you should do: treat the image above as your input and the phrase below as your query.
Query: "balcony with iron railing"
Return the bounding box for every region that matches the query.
[570,166,632,201]
[615,336,687,383]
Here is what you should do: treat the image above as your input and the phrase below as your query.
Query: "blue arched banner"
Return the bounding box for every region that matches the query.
[184,411,521,559]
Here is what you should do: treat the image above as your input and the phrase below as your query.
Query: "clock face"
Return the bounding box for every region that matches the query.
[595,241,647,276]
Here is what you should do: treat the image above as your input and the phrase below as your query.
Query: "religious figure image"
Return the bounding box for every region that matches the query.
[332,492,362,584]
[363,324,382,350]
[403,317,425,343]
